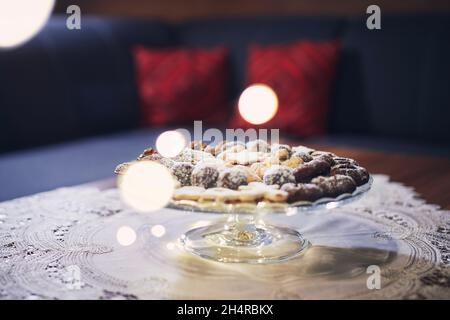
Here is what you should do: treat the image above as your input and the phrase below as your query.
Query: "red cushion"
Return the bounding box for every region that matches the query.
[133,46,229,127]
[230,40,341,137]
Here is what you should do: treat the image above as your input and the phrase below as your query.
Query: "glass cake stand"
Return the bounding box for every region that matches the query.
[169,176,373,264]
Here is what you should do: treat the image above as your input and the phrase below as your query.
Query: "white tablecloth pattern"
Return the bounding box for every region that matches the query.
[0,175,449,299]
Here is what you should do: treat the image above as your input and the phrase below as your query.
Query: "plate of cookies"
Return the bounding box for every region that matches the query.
[115,139,372,214]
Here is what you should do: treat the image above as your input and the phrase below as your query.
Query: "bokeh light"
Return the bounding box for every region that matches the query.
[156,130,187,158]
[151,225,166,238]
[238,84,278,125]
[0,0,55,48]
[118,161,175,212]
[116,226,137,246]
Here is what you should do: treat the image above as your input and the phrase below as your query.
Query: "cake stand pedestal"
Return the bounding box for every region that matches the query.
[175,177,372,264]
[180,213,310,263]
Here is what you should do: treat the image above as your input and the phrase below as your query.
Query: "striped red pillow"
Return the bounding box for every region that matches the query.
[231,40,341,137]
[133,46,229,127]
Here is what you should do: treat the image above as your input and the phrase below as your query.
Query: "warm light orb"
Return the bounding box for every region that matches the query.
[0,0,55,48]
[156,130,187,158]
[116,226,137,246]
[238,84,278,125]
[151,225,166,238]
[119,161,175,212]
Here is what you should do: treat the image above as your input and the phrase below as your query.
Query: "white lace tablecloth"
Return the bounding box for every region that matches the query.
[0,174,449,300]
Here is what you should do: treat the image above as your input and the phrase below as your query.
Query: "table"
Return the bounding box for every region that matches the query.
[0,146,449,300]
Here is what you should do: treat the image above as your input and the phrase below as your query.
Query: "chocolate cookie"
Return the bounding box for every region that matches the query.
[114,162,132,175]
[293,156,332,183]
[281,183,324,203]
[311,150,336,159]
[263,165,296,186]
[217,168,248,190]
[137,147,158,160]
[292,150,313,163]
[311,174,356,198]
[292,145,315,155]
[139,153,163,162]
[315,154,334,166]
[332,157,359,167]
[191,164,219,188]
[171,162,194,186]
[331,165,369,186]
[140,154,174,169]
[159,157,175,169]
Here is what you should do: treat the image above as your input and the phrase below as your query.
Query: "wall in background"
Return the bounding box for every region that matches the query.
[55,0,450,21]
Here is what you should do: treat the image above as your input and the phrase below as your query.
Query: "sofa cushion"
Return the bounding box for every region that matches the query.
[330,14,450,142]
[230,40,341,137]
[133,45,229,127]
[0,16,175,153]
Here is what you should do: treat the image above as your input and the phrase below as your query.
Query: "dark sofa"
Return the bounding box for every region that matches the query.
[0,14,449,201]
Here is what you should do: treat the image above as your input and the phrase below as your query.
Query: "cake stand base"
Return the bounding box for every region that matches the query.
[180,214,310,264]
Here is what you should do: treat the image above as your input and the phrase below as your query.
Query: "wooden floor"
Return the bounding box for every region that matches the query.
[309,145,450,210]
